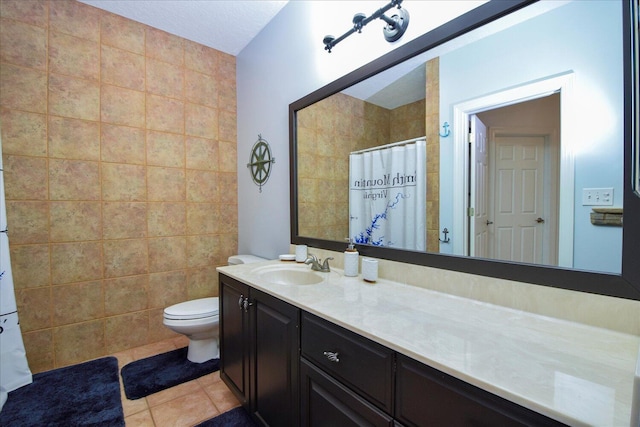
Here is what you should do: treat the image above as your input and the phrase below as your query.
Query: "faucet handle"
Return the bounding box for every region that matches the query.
[321,257,334,269]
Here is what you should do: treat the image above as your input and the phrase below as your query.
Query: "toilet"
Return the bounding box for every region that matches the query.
[163,297,220,363]
[163,254,267,363]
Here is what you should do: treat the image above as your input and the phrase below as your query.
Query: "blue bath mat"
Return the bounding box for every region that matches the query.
[0,357,124,426]
[121,346,219,399]
[195,407,258,427]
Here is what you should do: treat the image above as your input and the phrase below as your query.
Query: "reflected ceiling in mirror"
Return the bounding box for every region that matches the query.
[295,0,624,275]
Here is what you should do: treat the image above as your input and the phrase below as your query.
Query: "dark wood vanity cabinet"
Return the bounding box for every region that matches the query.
[298,313,566,427]
[219,274,300,426]
[220,274,566,427]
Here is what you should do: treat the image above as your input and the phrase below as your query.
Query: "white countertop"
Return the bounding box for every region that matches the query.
[217,260,640,427]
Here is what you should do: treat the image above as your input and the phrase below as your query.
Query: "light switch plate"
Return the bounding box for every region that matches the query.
[582,188,614,206]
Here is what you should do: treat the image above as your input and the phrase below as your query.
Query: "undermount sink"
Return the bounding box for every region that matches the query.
[254,264,326,285]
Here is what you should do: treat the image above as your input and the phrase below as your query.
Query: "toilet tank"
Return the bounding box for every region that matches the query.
[228,254,267,265]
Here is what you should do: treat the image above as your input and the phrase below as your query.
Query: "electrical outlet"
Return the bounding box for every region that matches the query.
[582,188,614,206]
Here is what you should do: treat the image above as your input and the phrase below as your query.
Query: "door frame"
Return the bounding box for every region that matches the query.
[451,72,575,268]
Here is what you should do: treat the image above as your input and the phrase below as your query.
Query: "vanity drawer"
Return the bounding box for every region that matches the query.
[301,312,395,414]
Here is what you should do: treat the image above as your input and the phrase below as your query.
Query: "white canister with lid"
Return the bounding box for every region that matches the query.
[362,257,378,282]
[295,245,308,262]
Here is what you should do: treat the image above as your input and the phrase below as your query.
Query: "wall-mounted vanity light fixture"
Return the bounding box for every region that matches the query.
[323,0,409,53]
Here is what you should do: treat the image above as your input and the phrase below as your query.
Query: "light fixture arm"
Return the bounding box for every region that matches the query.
[378,13,398,27]
[323,0,409,53]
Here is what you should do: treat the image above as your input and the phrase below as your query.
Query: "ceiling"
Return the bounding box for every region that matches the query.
[78,0,289,56]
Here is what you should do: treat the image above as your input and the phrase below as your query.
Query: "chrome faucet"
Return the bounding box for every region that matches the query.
[305,255,333,272]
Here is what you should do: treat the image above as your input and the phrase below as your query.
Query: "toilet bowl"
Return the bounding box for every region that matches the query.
[163,297,219,363]
[163,255,267,363]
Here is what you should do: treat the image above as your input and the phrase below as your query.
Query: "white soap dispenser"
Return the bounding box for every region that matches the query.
[344,238,359,277]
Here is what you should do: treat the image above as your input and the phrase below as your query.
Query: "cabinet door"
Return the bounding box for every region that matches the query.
[300,358,394,427]
[219,274,250,405]
[395,354,566,427]
[251,289,300,427]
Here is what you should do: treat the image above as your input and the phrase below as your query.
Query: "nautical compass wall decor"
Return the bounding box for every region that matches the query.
[247,134,275,192]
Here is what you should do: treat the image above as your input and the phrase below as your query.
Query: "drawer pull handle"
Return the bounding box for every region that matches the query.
[323,351,340,363]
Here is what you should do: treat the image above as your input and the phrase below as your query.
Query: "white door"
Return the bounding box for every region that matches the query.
[470,116,489,258]
[491,135,546,263]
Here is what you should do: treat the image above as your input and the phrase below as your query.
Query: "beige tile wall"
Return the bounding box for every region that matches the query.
[389,99,425,143]
[424,58,439,250]
[0,0,238,373]
[296,92,429,243]
[297,92,389,241]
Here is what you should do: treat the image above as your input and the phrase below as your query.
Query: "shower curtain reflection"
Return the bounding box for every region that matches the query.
[349,138,426,251]
[0,131,32,411]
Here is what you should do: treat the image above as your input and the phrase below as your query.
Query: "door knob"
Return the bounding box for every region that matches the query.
[486,220,493,225]
[536,217,545,223]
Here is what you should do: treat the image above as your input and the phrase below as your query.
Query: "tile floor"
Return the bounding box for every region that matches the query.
[112,336,241,427]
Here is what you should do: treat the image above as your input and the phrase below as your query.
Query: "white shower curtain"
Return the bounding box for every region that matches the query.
[0,132,32,411]
[349,139,426,251]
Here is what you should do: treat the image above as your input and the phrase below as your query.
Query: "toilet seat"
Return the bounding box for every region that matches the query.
[163,297,219,320]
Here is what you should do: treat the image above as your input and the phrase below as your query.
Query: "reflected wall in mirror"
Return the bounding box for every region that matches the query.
[296,81,430,245]
[295,0,624,274]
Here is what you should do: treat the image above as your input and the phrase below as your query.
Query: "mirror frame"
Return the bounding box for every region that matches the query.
[289,0,640,301]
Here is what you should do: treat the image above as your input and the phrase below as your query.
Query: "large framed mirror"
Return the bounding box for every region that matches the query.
[290,0,640,300]
[633,0,640,197]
